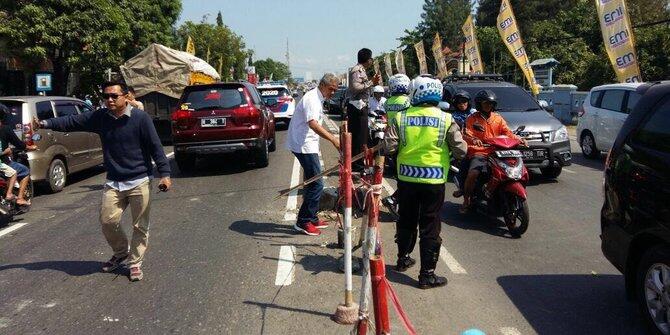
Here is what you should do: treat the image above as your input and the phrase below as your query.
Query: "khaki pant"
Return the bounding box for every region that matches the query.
[100,180,151,266]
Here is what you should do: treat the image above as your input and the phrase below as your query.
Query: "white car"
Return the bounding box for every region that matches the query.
[257,84,295,125]
[577,83,643,158]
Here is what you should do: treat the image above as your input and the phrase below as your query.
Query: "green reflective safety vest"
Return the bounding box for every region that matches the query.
[394,105,452,184]
[384,95,410,122]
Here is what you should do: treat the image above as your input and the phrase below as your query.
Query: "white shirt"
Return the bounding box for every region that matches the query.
[368,96,387,113]
[286,87,325,154]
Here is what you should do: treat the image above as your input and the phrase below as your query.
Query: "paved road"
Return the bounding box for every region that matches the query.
[0,117,647,334]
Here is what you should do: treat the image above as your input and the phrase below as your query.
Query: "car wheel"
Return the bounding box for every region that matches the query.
[254,140,269,168]
[540,165,562,179]
[269,136,276,152]
[636,245,670,335]
[46,158,67,193]
[580,132,599,159]
[175,152,196,173]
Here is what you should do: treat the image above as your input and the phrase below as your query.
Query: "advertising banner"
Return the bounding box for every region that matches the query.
[395,48,406,74]
[384,53,393,79]
[462,15,485,74]
[497,0,540,94]
[595,0,642,83]
[431,33,448,77]
[414,40,428,75]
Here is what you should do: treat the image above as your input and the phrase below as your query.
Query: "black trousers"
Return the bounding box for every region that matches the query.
[396,180,445,274]
[346,104,368,167]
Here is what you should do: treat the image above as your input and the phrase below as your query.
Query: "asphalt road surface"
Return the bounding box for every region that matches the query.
[0,115,648,334]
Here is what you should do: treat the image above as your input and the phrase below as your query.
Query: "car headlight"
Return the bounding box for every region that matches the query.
[554,126,568,142]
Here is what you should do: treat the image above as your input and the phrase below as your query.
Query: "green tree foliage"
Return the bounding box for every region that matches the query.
[253,58,291,81]
[176,21,249,81]
[216,11,224,27]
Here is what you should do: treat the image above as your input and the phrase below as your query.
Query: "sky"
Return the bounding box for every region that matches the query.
[178,0,424,80]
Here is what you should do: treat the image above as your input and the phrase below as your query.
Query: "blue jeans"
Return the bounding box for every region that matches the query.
[8,161,29,178]
[293,152,323,226]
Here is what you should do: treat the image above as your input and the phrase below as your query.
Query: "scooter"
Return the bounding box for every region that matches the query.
[453,129,530,237]
[0,149,34,224]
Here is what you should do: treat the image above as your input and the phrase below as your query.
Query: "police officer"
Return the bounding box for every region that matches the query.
[384,75,467,289]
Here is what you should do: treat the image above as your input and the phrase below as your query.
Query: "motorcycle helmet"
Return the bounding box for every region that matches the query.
[388,74,410,95]
[372,85,385,94]
[453,90,471,109]
[474,89,498,111]
[409,75,443,106]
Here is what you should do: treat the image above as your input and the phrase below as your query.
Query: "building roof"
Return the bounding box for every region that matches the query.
[530,58,560,68]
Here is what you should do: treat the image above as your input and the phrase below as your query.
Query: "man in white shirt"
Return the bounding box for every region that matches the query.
[368,85,387,114]
[286,73,341,236]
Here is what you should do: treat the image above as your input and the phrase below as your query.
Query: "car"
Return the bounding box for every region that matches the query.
[600,81,670,335]
[325,87,346,115]
[0,96,104,193]
[256,83,295,125]
[577,83,643,159]
[443,74,571,179]
[171,82,276,171]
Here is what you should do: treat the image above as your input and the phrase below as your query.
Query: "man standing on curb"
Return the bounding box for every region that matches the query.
[287,73,341,236]
[34,81,171,282]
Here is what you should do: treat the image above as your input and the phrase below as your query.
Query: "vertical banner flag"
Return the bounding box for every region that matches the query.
[462,15,485,74]
[497,0,540,95]
[373,58,382,85]
[431,33,448,77]
[384,53,393,79]
[595,0,642,83]
[414,41,428,75]
[186,36,196,55]
[395,48,406,74]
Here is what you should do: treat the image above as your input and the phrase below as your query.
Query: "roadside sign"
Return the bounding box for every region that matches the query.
[35,73,52,92]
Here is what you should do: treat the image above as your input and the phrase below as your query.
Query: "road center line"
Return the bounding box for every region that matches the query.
[275,245,296,286]
[0,223,28,238]
[500,327,522,335]
[440,245,468,274]
[283,158,301,222]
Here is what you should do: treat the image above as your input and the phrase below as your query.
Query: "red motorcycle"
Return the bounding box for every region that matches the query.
[454,134,530,237]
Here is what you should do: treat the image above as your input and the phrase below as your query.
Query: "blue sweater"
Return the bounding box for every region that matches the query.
[45,107,171,181]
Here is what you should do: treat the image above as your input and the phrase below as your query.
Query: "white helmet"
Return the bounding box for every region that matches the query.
[388,74,410,95]
[409,75,443,106]
[373,85,385,94]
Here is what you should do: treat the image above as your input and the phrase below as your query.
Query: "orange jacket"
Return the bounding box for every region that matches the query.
[464,111,518,157]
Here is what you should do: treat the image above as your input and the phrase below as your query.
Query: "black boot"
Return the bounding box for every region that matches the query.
[395,255,416,272]
[418,270,448,289]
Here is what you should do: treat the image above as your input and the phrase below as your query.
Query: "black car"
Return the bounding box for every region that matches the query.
[601,81,670,334]
[443,75,572,178]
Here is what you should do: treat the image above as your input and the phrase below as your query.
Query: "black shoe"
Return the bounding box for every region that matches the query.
[418,272,448,289]
[382,196,399,217]
[395,256,416,272]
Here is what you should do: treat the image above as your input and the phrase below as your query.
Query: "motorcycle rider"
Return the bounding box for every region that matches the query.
[450,90,475,198]
[368,85,387,116]
[461,90,525,213]
[381,74,411,217]
[0,103,37,207]
[383,75,467,289]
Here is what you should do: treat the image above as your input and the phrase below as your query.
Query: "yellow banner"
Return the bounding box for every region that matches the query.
[414,40,428,75]
[432,33,447,78]
[395,48,406,74]
[462,15,485,74]
[373,59,381,83]
[384,53,393,79]
[497,0,540,95]
[186,36,195,55]
[595,0,642,83]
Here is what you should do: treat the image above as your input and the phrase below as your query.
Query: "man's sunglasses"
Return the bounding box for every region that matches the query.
[102,93,125,100]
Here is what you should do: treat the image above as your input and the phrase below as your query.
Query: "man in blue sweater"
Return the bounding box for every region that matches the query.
[34,81,171,282]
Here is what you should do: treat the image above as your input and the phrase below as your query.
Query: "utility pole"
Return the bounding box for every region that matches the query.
[285,38,290,80]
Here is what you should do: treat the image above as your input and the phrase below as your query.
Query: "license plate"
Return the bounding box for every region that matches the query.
[521,149,547,160]
[201,117,226,127]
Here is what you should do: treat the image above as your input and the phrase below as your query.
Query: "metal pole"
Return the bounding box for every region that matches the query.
[343,132,354,307]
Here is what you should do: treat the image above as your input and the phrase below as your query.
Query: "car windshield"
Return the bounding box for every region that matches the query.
[458,86,541,112]
[182,87,246,111]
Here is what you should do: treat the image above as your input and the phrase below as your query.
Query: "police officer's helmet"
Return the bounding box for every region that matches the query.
[409,75,443,106]
[388,74,410,95]
[474,89,497,111]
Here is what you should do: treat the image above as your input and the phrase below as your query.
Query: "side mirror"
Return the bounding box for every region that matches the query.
[538,100,549,109]
[31,133,42,141]
[515,125,526,133]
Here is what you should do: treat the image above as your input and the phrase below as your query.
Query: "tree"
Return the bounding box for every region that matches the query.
[253,58,291,81]
[118,0,182,58]
[216,11,224,27]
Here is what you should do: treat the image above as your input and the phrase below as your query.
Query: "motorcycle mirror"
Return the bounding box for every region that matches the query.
[31,133,42,141]
[515,125,526,132]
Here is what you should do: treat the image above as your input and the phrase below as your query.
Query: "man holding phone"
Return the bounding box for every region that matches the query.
[34,81,171,282]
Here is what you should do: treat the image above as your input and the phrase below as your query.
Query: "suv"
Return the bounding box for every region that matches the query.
[443,75,571,178]
[0,96,104,193]
[256,84,295,125]
[577,83,643,159]
[601,81,670,334]
[171,82,276,172]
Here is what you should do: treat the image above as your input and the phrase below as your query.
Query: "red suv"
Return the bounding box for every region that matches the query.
[171,82,276,172]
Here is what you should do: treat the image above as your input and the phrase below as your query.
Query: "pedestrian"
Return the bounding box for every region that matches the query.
[33,81,171,282]
[127,87,144,111]
[346,48,381,170]
[383,75,467,289]
[286,73,341,236]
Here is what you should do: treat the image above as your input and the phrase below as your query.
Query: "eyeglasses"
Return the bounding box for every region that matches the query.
[102,93,124,100]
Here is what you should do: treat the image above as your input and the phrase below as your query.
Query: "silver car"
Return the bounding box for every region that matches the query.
[0,96,104,193]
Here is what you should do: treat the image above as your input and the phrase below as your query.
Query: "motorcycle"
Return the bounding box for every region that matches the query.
[452,127,530,237]
[0,149,34,225]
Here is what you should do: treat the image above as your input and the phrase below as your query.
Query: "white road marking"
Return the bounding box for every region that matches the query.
[0,317,9,328]
[283,158,301,222]
[500,327,522,335]
[563,168,577,174]
[166,152,175,159]
[274,245,296,286]
[0,223,28,238]
[16,300,31,312]
[440,245,468,274]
